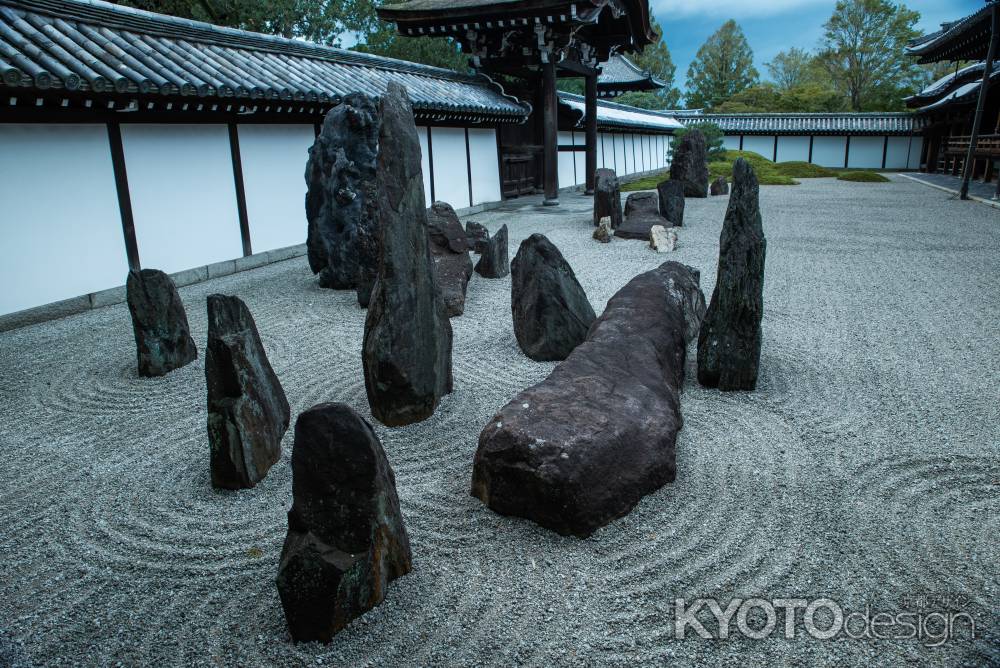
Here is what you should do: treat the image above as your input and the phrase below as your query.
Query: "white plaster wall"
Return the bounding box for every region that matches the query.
[122,124,242,275]
[743,135,776,161]
[0,123,127,315]
[557,130,576,190]
[619,134,629,174]
[812,136,848,168]
[418,126,432,204]
[467,128,500,206]
[884,136,910,170]
[723,135,742,151]
[776,136,810,163]
[907,137,924,170]
[430,127,470,209]
[602,133,616,172]
[573,132,586,186]
[848,136,885,169]
[237,124,313,254]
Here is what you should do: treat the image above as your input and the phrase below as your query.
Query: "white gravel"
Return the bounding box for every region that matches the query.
[0,177,997,667]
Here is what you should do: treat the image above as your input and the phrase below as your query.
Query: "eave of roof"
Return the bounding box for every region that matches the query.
[0,0,530,120]
[559,91,683,132]
[597,54,665,91]
[905,3,997,64]
[682,112,922,135]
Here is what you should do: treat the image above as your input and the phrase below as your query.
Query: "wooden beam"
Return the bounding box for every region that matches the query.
[961,3,999,199]
[542,58,559,205]
[106,121,140,271]
[585,73,598,194]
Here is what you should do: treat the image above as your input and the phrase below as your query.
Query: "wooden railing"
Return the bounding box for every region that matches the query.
[943,134,1000,156]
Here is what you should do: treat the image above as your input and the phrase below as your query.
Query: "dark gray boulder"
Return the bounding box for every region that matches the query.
[511,234,596,362]
[698,158,766,391]
[710,176,730,196]
[465,221,490,254]
[363,82,453,427]
[305,93,380,290]
[472,262,706,537]
[657,179,685,226]
[669,130,709,198]
[276,403,412,643]
[474,224,509,279]
[126,269,197,377]
[426,202,474,317]
[616,191,665,240]
[593,168,623,228]
[205,294,290,490]
[355,177,381,308]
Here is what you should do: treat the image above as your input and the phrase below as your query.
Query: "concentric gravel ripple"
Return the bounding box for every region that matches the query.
[0,179,998,667]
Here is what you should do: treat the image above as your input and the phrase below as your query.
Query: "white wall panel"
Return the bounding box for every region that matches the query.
[0,123,127,315]
[430,127,470,209]
[907,137,924,170]
[557,130,575,190]
[122,123,242,275]
[619,134,629,174]
[743,135,776,161]
[467,128,501,206]
[238,124,313,254]
[723,135,742,151]
[812,136,848,168]
[602,133,615,172]
[573,132,586,186]
[848,136,885,169]
[776,136,810,163]
[884,136,910,170]
[418,126,432,204]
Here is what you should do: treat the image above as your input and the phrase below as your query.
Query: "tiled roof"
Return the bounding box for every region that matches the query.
[683,113,922,135]
[906,4,996,63]
[559,92,683,132]
[906,61,999,110]
[0,0,530,120]
[597,54,664,89]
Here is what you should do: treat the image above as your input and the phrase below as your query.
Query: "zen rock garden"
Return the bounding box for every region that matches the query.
[111,82,770,646]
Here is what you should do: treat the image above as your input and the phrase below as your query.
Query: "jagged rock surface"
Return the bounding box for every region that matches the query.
[669,130,709,198]
[593,168,623,229]
[474,224,509,278]
[426,201,474,317]
[657,179,685,226]
[125,268,197,377]
[616,191,665,240]
[710,176,730,196]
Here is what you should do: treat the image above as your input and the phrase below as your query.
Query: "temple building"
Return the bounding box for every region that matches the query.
[596,54,665,99]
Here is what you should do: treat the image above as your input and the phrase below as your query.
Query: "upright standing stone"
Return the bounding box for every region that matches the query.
[710,176,730,196]
[657,179,685,226]
[276,403,412,643]
[305,93,380,290]
[474,224,509,278]
[426,201,474,317]
[593,168,623,228]
[698,158,767,391]
[126,269,197,377]
[205,294,290,489]
[616,191,666,240]
[363,82,453,427]
[669,130,709,198]
[511,234,596,361]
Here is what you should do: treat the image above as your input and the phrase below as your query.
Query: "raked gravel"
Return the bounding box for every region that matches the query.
[0,177,997,667]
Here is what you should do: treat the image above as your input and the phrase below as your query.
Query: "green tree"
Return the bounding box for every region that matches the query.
[713,84,782,113]
[685,20,758,110]
[818,0,922,111]
[766,47,818,91]
[354,26,468,71]
[625,16,681,108]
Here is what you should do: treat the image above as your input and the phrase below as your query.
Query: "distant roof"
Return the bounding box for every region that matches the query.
[559,92,684,132]
[906,61,1000,110]
[0,0,530,121]
[906,4,997,63]
[597,55,664,95]
[680,112,922,135]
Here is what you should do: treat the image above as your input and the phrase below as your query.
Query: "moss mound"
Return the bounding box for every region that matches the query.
[837,171,891,183]
[775,161,837,178]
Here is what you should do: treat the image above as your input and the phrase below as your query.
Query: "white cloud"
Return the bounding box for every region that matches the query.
[652,0,831,19]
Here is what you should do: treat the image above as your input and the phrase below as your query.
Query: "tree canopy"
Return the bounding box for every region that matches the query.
[817,0,922,111]
[685,20,758,110]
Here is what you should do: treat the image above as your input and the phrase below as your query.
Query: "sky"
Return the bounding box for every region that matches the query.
[655,0,982,93]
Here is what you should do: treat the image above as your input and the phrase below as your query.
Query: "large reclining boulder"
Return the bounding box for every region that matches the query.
[615,191,666,240]
[471,261,706,537]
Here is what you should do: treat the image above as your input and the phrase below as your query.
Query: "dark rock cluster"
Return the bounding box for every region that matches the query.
[657,179,685,226]
[510,234,596,362]
[472,261,706,537]
[669,130,709,198]
[474,224,509,279]
[205,294,289,490]
[465,221,490,254]
[125,268,197,377]
[593,168,623,229]
[698,158,767,391]
[305,93,381,292]
[362,82,453,427]
[276,403,412,643]
[426,201,474,317]
[710,176,730,196]
[615,191,665,240]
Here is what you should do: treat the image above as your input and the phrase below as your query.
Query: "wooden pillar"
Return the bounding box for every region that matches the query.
[542,59,559,206]
[107,121,140,271]
[585,73,598,194]
[961,3,999,199]
[228,123,252,257]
